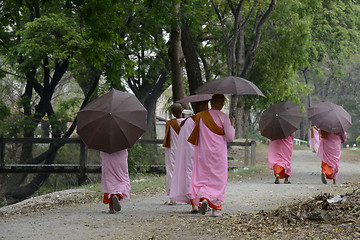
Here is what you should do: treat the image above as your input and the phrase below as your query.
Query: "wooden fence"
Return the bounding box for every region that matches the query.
[0,136,256,185]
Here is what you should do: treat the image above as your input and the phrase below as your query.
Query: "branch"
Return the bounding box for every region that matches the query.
[0,68,27,80]
[242,0,276,76]
[212,0,229,44]
[30,74,100,165]
[250,0,276,54]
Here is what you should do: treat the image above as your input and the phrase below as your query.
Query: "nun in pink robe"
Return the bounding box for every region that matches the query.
[163,117,184,197]
[317,130,347,184]
[268,132,295,184]
[169,117,196,204]
[101,150,131,212]
[309,126,320,153]
[188,100,235,216]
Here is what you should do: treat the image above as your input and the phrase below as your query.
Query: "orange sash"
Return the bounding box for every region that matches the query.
[310,126,318,138]
[187,110,224,145]
[162,119,181,148]
[320,130,328,138]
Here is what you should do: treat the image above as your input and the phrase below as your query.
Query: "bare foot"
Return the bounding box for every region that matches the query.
[191,206,198,214]
[333,179,336,184]
[284,177,291,184]
[275,174,280,184]
[212,209,222,217]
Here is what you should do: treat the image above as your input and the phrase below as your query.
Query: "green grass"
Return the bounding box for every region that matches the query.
[293,144,310,150]
[79,174,166,196]
[228,165,267,181]
[80,166,266,198]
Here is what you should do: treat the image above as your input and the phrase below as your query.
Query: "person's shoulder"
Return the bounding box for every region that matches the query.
[210,109,227,117]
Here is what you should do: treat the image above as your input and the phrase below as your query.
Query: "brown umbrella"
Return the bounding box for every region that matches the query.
[194,76,265,97]
[77,89,147,154]
[177,94,212,103]
[308,102,351,133]
[259,101,303,140]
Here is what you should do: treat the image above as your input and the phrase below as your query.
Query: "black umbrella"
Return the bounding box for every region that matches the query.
[259,101,303,140]
[194,76,265,97]
[77,89,147,154]
[308,102,351,133]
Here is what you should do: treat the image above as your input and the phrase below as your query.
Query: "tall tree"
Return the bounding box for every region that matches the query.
[212,0,277,138]
[169,2,186,102]
[0,0,127,203]
[297,0,360,140]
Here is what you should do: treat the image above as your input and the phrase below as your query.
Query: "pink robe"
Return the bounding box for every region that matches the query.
[309,127,320,152]
[101,150,131,204]
[170,117,196,203]
[164,118,184,196]
[188,110,235,208]
[317,132,347,180]
[268,133,295,177]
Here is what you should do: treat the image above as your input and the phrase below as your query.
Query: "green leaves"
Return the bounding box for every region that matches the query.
[14,13,84,72]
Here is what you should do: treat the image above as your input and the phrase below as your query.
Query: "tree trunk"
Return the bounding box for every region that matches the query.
[169,24,186,102]
[215,0,277,139]
[181,22,203,95]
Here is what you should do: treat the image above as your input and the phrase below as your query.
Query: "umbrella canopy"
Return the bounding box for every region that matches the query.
[177,94,213,103]
[77,89,147,154]
[194,76,265,97]
[308,102,352,133]
[259,101,303,140]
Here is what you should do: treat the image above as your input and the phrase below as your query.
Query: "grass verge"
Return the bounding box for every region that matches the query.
[80,165,266,198]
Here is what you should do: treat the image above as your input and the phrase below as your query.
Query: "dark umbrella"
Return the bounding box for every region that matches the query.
[177,94,213,103]
[259,101,303,140]
[77,89,147,154]
[308,102,352,133]
[194,76,265,97]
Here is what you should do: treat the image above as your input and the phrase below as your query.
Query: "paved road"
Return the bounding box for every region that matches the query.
[1,150,359,239]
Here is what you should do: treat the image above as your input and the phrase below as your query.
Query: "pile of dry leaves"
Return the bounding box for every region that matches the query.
[183,149,360,239]
[196,188,360,239]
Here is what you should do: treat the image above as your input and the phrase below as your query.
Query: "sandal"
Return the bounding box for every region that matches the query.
[321,172,327,184]
[112,195,122,212]
[284,180,291,184]
[199,199,208,215]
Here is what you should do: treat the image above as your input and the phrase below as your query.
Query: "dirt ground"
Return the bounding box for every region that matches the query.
[1,149,360,239]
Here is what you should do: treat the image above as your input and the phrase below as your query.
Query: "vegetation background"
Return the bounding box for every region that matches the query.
[0,0,359,205]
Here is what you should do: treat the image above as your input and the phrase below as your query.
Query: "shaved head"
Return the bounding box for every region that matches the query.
[171,103,183,118]
[210,94,225,110]
[194,100,209,113]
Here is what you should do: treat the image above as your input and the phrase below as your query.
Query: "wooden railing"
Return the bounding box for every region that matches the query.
[0,136,256,185]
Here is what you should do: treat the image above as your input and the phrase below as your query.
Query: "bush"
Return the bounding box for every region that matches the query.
[127,143,152,174]
[356,136,360,147]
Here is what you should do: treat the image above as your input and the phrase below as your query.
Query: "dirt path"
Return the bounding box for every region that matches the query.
[1,150,359,239]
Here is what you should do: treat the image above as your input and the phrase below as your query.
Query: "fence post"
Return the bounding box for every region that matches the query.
[79,140,87,185]
[244,139,249,166]
[0,135,4,169]
[251,140,256,166]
